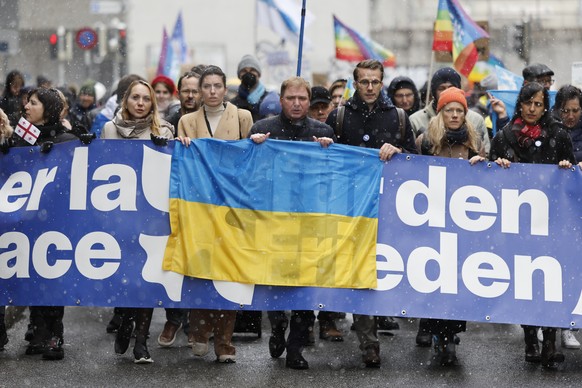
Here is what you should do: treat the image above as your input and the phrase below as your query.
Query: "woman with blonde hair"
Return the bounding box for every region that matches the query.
[415,87,485,366]
[102,79,174,140]
[102,79,177,364]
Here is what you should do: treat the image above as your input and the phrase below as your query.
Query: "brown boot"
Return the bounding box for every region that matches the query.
[541,328,565,369]
[363,343,380,368]
[320,320,343,342]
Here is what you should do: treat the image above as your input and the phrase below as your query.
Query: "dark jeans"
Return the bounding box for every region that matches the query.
[29,306,65,344]
[268,310,315,354]
[421,318,466,335]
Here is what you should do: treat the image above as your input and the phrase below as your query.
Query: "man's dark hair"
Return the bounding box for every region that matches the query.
[177,71,201,91]
[353,60,384,81]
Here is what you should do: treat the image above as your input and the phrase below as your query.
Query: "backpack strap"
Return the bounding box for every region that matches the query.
[335,105,346,139]
[396,107,406,141]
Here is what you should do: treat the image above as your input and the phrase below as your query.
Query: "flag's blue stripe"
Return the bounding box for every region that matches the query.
[170,139,382,218]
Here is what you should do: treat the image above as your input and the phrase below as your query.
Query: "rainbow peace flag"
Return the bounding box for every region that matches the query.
[162,139,382,289]
[432,0,489,77]
[334,15,396,67]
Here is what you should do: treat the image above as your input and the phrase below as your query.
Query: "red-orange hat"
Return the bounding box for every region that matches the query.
[437,87,468,113]
[151,75,176,95]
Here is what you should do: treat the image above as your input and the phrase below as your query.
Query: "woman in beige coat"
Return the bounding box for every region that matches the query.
[178,65,252,364]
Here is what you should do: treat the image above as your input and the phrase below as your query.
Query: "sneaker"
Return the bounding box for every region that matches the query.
[562,329,581,349]
[133,341,153,364]
[192,341,209,357]
[42,337,64,361]
[217,354,236,363]
[157,321,182,347]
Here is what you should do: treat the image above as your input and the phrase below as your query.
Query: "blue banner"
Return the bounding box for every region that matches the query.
[1,139,582,328]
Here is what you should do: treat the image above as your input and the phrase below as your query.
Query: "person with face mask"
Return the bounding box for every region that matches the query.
[230,55,280,122]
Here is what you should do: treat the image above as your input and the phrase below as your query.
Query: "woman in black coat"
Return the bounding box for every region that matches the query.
[15,88,78,360]
[490,82,575,369]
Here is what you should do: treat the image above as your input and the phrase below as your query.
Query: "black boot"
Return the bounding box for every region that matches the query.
[268,312,288,358]
[115,310,135,355]
[416,319,432,347]
[0,321,8,351]
[523,326,541,363]
[42,336,64,360]
[434,333,457,366]
[541,328,565,369]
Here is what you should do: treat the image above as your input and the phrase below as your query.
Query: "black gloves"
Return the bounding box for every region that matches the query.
[150,133,168,146]
[0,138,13,154]
[79,133,96,145]
[40,141,54,153]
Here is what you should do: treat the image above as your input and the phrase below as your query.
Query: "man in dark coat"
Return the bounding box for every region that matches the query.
[249,76,334,371]
[325,59,417,368]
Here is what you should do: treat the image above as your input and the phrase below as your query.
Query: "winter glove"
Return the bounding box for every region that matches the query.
[40,141,54,153]
[79,133,96,145]
[0,138,13,154]
[150,133,168,146]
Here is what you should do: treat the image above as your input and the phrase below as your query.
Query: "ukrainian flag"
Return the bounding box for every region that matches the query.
[162,139,382,289]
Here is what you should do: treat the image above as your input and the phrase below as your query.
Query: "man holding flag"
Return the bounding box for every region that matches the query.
[326,59,417,368]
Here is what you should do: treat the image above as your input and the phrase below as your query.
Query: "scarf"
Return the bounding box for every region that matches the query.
[239,82,266,105]
[112,110,154,138]
[513,118,542,148]
[446,126,468,145]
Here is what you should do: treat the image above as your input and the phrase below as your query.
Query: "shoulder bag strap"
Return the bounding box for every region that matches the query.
[335,105,345,138]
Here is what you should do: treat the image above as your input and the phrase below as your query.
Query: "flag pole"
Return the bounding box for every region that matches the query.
[425,51,435,107]
[296,0,307,76]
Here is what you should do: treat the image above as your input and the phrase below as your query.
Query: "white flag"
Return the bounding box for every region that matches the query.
[15,117,40,145]
[256,0,314,47]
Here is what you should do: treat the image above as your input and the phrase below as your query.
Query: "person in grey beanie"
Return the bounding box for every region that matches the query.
[230,54,280,122]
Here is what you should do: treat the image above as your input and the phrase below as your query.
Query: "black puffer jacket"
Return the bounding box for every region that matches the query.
[325,91,417,153]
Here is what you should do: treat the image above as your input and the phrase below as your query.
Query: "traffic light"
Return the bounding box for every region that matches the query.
[118,28,127,57]
[513,22,530,62]
[49,33,58,59]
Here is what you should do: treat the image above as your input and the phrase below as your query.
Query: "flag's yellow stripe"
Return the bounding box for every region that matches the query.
[163,199,378,289]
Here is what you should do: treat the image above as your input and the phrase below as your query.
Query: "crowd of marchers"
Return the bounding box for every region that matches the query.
[1,56,582,370]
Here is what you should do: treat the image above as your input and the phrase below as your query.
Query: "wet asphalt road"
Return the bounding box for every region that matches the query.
[2,307,582,387]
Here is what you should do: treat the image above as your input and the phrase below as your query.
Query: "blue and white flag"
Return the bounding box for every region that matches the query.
[495,65,524,91]
[256,0,314,47]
